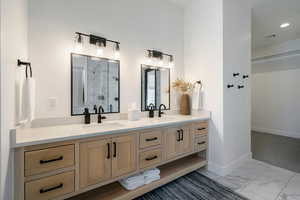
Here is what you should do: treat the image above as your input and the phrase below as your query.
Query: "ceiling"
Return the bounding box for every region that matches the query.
[166,0,300,50]
[252,0,300,49]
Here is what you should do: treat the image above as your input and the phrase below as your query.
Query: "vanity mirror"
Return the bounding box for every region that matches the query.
[141,65,170,111]
[71,53,120,115]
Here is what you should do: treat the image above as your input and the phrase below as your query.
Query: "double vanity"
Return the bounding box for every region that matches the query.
[12,113,210,200]
[11,30,210,200]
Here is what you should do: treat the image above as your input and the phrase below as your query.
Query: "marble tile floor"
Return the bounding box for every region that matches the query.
[199,159,300,200]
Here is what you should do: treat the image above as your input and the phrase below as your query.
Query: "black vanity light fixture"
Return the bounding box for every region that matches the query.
[74,32,120,59]
[146,50,174,68]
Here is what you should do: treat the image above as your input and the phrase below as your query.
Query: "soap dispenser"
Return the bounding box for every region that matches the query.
[83,108,91,124]
[147,104,155,118]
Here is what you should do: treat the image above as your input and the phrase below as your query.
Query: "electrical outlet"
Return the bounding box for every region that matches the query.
[48,97,57,110]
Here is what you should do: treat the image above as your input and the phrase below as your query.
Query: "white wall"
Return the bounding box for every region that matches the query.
[184,0,225,171]
[0,0,28,199]
[185,0,251,175]
[252,39,300,139]
[28,0,184,119]
[223,0,251,170]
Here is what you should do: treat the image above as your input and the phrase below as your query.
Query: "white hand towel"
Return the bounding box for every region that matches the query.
[19,77,36,124]
[144,174,160,184]
[119,179,144,190]
[143,168,160,177]
[192,83,203,110]
[121,173,144,184]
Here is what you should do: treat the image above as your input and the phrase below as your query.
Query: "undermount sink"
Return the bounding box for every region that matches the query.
[149,116,176,122]
[81,122,124,129]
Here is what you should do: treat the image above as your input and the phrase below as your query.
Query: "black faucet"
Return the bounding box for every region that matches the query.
[93,105,98,114]
[158,104,167,118]
[147,103,155,118]
[98,105,106,123]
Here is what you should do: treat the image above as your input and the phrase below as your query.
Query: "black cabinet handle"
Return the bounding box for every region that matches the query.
[113,142,117,158]
[198,142,206,145]
[146,137,158,142]
[40,156,63,164]
[40,183,63,194]
[107,143,111,159]
[238,85,244,89]
[197,128,206,131]
[180,129,184,141]
[177,130,181,142]
[145,156,158,161]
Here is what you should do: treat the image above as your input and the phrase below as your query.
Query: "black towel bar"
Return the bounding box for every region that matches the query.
[17,59,32,78]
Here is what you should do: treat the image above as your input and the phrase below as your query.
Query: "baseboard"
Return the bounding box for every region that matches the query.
[252,126,300,139]
[207,152,252,176]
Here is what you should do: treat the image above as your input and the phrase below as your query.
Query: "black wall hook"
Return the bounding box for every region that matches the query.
[227,84,234,88]
[233,73,240,77]
[238,85,244,89]
[243,75,249,79]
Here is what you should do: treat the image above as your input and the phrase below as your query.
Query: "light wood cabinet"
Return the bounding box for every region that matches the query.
[16,120,209,200]
[139,130,162,149]
[178,127,192,155]
[165,127,181,160]
[25,145,75,176]
[79,139,112,188]
[139,148,162,169]
[112,135,137,178]
[25,171,75,200]
[165,126,192,160]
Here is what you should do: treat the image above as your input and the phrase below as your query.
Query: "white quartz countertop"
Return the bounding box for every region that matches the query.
[11,113,210,148]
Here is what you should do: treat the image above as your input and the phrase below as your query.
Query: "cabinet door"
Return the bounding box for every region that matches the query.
[165,127,181,160]
[79,139,112,188]
[179,127,193,155]
[112,134,137,178]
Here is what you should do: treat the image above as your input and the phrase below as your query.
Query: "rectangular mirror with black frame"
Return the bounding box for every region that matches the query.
[141,65,170,111]
[71,53,120,115]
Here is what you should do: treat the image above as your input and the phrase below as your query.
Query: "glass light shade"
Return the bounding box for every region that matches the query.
[96,41,104,56]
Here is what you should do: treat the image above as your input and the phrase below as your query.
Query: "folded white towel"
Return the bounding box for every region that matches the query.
[143,168,160,177]
[145,174,160,184]
[119,179,144,190]
[19,77,36,124]
[121,173,144,185]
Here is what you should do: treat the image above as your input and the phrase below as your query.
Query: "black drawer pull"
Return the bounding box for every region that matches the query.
[146,137,158,142]
[145,156,158,161]
[113,142,117,158]
[40,156,63,164]
[107,143,111,159]
[198,142,206,145]
[176,130,181,142]
[40,183,63,194]
[180,129,184,141]
[197,128,206,131]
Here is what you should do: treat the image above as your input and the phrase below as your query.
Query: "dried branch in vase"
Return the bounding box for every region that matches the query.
[172,79,195,94]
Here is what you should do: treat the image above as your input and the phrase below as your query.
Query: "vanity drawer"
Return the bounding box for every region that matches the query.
[139,130,162,149]
[25,171,75,200]
[25,145,75,176]
[139,149,162,169]
[194,136,208,152]
[192,121,209,136]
